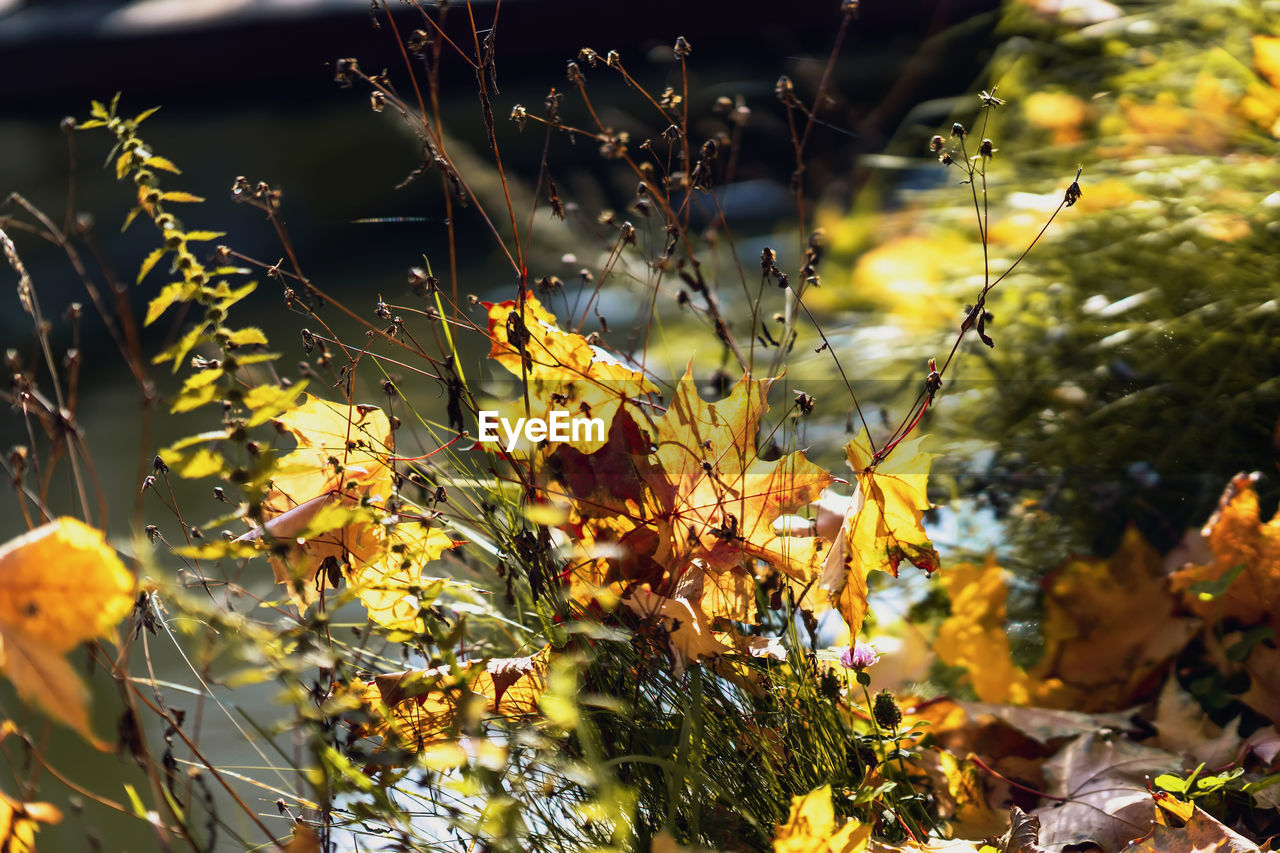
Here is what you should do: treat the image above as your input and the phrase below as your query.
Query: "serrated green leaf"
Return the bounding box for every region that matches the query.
[226,327,268,347]
[244,381,308,427]
[143,155,180,174]
[159,191,204,204]
[137,247,167,285]
[183,231,225,242]
[145,282,197,326]
[133,106,161,125]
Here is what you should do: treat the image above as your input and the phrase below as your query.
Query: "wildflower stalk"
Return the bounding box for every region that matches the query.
[855,676,927,841]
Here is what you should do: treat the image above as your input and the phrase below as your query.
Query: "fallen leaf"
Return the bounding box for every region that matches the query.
[1120,800,1258,852]
[959,703,1136,747]
[1035,527,1198,711]
[1035,732,1179,852]
[1150,677,1240,768]
[1170,474,1280,630]
[0,518,134,745]
[773,785,871,853]
[935,560,1036,704]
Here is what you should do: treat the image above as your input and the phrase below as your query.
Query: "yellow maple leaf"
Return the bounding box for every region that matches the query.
[821,431,939,636]
[0,791,62,853]
[349,522,460,633]
[643,372,834,587]
[546,371,833,671]
[0,518,134,746]
[485,294,656,453]
[1036,527,1197,710]
[267,394,394,506]
[249,396,397,608]
[352,647,551,749]
[773,785,871,853]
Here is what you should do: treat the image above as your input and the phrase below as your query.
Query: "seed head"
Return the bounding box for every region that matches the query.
[873,689,903,730]
[951,122,966,139]
[929,135,944,153]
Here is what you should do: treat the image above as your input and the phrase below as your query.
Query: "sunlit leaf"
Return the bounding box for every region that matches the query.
[142,154,179,173]
[773,785,871,853]
[145,281,198,326]
[0,791,62,853]
[821,430,938,636]
[0,519,134,745]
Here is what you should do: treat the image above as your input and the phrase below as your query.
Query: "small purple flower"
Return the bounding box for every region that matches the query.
[839,642,880,671]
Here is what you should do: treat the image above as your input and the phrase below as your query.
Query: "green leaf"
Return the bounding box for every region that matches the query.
[77,119,107,129]
[133,106,161,125]
[109,92,122,115]
[1190,563,1246,601]
[183,231,225,242]
[145,282,197,326]
[115,153,132,180]
[1227,626,1275,663]
[137,247,167,285]
[89,101,108,119]
[1154,773,1190,793]
[225,327,269,347]
[159,191,205,204]
[143,155,180,174]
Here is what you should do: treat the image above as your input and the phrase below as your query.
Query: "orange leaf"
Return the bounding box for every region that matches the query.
[0,518,134,745]
[0,791,62,853]
[1170,473,1280,628]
